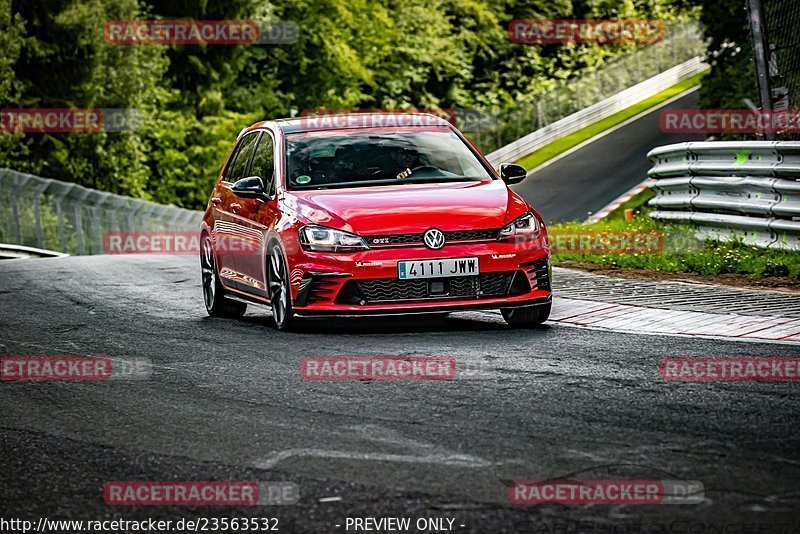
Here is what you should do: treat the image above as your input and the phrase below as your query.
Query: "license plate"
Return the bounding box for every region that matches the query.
[398,257,479,279]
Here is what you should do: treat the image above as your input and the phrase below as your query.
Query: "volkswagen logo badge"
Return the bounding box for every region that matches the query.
[423,228,446,250]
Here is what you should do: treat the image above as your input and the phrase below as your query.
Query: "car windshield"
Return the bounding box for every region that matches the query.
[285,127,492,189]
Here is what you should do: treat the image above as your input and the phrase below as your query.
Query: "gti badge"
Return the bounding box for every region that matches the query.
[423,228,445,250]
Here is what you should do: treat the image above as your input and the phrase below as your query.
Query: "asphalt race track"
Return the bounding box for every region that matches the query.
[514,90,705,224]
[2,254,800,532]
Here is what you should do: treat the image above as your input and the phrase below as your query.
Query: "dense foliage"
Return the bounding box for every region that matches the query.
[696,0,756,113]
[2,0,694,209]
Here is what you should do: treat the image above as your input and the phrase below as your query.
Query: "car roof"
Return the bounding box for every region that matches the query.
[239,113,453,138]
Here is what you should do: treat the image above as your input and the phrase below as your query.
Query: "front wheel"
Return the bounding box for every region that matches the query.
[200,235,247,318]
[267,244,296,331]
[501,302,551,328]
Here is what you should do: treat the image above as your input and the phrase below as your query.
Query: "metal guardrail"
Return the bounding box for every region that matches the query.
[647,142,800,250]
[0,244,69,260]
[477,21,708,160]
[0,168,201,255]
[486,58,708,167]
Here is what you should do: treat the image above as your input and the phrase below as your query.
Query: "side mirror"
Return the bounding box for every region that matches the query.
[231,176,270,200]
[499,163,527,185]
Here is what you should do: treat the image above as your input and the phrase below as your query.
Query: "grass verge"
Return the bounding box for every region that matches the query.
[603,187,655,220]
[549,216,800,281]
[516,71,708,171]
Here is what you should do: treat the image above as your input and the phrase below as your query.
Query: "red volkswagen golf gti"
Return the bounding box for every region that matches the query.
[200,113,551,329]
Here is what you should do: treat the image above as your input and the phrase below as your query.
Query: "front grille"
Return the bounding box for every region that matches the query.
[366,228,499,248]
[345,272,518,304]
[445,229,500,242]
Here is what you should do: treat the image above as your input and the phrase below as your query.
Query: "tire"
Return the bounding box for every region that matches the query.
[200,234,247,318]
[501,302,551,328]
[267,243,296,331]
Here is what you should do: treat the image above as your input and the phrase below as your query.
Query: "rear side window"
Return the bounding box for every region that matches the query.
[250,133,275,194]
[225,132,259,183]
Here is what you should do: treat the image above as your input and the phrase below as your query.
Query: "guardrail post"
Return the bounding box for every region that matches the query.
[69,187,91,256]
[746,0,776,140]
[55,198,65,252]
[555,89,561,118]
[128,202,147,232]
[74,204,84,255]
[110,207,119,232]
[143,204,159,231]
[636,48,642,80]
[655,40,661,72]
[33,192,44,249]
[672,25,678,65]
[10,171,30,245]
[11,187,21,245]
[53,184,72,253]
[28,177,54,250]
[91,206,102,254]
[168,209,182,231]
[536,99,544,129]
[594,70,602,103]
[92,193,112,254]
[182,211,198,230]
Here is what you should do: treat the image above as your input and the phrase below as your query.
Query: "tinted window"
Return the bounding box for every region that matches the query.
[250,133,275,194]
[285,128,491,189]
[226,132,259,183]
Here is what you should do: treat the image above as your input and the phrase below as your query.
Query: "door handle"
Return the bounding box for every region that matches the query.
[211,197,222,205]
[230,203,242,212]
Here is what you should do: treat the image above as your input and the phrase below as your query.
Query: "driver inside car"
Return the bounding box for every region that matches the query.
[333,145,370,181]
[390,147,422,179]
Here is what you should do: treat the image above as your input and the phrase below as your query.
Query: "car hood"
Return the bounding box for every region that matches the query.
[283,179,529,235]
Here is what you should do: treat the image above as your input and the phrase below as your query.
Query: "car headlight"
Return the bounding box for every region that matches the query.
[299,225,369,252]
[499,212,540,240]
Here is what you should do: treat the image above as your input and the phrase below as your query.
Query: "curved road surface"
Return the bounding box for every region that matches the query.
[513,90,704,223]
[2,255,800,532]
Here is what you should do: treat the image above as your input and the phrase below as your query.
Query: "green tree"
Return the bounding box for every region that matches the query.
[2,0,167,197]
[696,0,755,110]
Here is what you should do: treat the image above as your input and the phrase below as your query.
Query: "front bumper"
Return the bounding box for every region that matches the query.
[287,240,551,315]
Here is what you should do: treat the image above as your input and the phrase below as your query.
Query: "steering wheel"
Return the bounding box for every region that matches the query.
[408,165,440,175]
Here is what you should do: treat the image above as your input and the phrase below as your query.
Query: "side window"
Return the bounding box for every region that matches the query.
[226,132,259,183]
[250,133,275,194]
